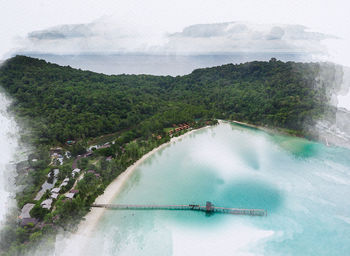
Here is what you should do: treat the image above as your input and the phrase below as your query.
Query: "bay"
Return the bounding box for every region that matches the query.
[84,122,350,255]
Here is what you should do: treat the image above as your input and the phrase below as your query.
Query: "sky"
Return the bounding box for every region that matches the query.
[1,1,350,59]
[1,0,350,107]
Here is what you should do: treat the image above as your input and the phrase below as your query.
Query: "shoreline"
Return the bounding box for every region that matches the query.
[74,125,211,237]
[72,120,309,239]
[229,119,307,138]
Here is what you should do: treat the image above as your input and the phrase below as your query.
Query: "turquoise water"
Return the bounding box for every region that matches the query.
[87,122,350,255]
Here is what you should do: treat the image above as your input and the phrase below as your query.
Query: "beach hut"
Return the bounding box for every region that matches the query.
[51,193,59,199]
[72,168,81,177]
[19,203,35,219]
[60,181,68,187]
[206,201,213,212]
[51,187,61,193]
[41,199,53,209]
[65,189,79,199]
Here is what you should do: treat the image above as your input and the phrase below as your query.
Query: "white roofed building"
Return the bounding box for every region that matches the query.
[19,203,35,219]
[51,187,61,193]
[65,189,79,199]
[72,168,81,177]
[41,199,53,209]
[51,193,59,199]
[60,181,68,187]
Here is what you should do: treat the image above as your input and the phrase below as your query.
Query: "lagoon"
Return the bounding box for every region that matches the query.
[80,122,350,255]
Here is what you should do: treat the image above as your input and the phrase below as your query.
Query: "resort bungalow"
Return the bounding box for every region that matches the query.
[51,187,61,194]
[51,152,64,165]
[19,203,35,219]
[47,169,60,178]
[60,181,68,187]
[168,123,191,135]
[72,168,81,177]
[41,199,53,210]
[89,143,110,151]
[57,157,64,165]
[65,151,71,159]
[51,193,59,199]
[60,177,69,187]
[65,189,79,199]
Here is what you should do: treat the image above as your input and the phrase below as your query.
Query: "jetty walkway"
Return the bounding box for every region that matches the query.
[91,201,266,216]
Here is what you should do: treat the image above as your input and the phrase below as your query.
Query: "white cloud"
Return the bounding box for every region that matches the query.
[15,20,334,57]
[1,0,350,64]
[165,22,334,55]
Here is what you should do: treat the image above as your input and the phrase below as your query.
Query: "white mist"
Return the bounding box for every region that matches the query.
[0,92,22,224]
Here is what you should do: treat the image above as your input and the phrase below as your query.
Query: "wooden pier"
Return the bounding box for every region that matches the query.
[91,201,266,216]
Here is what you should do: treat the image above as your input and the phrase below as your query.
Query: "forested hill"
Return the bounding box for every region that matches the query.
[0,55,339,145]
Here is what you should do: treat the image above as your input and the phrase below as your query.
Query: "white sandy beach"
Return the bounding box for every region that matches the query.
[74,125,211,238]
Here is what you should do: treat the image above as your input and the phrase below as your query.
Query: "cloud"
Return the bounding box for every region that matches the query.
[16,20,335,56]
[0,92,27,225]
[171,23,234,38]
[28,24,95,40]
[266,26,284,40]
[165,22,336,54]
[16,18,164,55]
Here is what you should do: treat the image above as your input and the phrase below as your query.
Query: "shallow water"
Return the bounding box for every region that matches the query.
[88,122,350,255]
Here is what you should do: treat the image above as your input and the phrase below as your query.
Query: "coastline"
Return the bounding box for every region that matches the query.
[72,120,303,239]
[229,119,307,138]
[74,125,211,237]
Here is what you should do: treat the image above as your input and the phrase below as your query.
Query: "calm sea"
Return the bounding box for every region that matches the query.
[23,53,309,76]
[78,122,350,256]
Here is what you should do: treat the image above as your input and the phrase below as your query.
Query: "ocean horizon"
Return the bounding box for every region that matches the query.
[19,53,310,76]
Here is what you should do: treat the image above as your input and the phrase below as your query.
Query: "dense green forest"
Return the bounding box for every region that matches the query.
[0,56,339,145]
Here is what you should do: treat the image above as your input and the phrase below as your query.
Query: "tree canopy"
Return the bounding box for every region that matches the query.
[0,55,339,145]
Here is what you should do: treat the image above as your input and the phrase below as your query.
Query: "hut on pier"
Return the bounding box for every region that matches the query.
[206,201,213,212]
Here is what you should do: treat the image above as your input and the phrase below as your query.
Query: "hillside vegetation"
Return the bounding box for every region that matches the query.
[0,56,339,145]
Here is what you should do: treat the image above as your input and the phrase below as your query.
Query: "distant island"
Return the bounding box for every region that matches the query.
[0,56,340,255]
